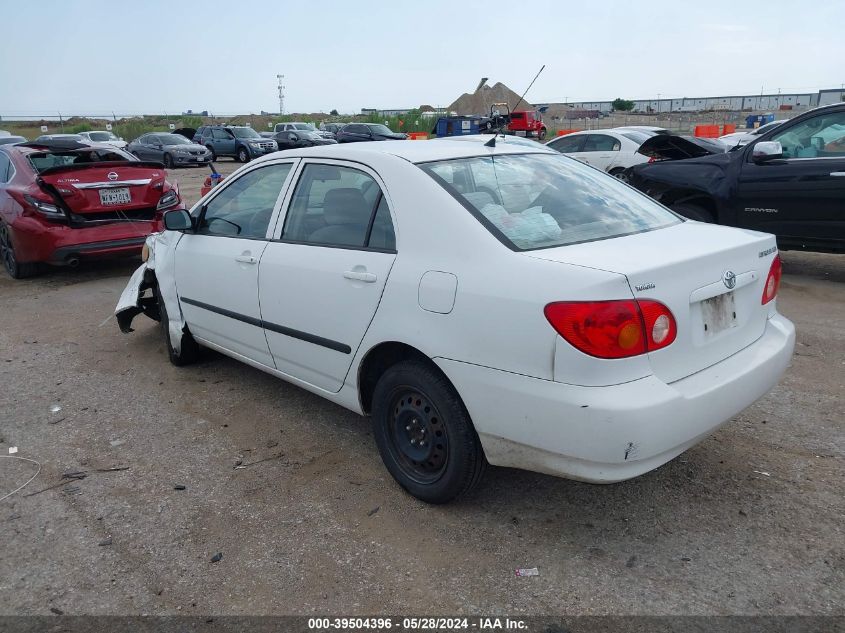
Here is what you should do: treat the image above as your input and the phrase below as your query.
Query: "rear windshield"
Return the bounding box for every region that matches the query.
[619,131,650,144]
[420,153,680,251]
[28,149,134,173]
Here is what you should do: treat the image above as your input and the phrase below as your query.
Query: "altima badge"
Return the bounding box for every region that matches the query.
[723,270,737,289]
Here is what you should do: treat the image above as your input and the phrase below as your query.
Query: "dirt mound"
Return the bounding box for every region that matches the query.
[448,82,533,116]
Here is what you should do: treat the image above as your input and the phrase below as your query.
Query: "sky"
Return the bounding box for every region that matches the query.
[0,0,843,117]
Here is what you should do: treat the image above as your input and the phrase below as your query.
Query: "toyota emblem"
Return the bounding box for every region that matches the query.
[107,172,119,181]
[722,270,737,289]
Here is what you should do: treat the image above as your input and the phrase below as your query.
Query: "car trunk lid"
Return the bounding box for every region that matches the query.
[527,222,778,383]
[37,162,167,219]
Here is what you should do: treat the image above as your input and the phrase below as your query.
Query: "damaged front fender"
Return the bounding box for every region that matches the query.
[114,230,186,351]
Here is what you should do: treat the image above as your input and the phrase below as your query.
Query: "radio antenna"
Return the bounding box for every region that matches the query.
[485,64,546,147]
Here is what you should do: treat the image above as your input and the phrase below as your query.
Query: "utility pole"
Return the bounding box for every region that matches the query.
[277,74,285,116]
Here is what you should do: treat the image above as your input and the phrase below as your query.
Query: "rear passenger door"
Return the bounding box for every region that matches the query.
[576,134,621,171]
[258,160,397,392]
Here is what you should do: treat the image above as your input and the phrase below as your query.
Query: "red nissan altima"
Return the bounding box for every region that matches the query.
[0,140,182,278]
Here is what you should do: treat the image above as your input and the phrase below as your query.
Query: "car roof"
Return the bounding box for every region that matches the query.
[251,139,552,166]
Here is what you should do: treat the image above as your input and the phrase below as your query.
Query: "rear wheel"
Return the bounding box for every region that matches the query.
[672,202,715,223]
[163,153,174,169]
[609,167,629,183]
[371,360,486,504]
[156,286,199,366]
[237,146,250,163]
[0,221,39,279]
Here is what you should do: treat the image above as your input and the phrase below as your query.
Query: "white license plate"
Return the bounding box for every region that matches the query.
[701,291,738,335]
[515,130,527,137]
[196,156,206,162]
[99,188,131,205]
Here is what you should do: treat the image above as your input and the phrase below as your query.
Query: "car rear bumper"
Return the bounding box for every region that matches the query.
[173,155,211,166]
[435,313,795,483]
[11,215,163,264]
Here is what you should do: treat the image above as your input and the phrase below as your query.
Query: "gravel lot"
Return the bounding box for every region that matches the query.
[0,162,842,616]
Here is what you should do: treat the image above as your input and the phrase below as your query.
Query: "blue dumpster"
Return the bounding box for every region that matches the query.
[435,116,480,137]
[746,113,776,129]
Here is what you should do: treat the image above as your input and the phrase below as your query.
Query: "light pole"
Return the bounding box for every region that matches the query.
[276,74,285,116]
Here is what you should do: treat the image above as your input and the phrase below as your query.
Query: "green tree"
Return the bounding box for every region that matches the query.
[612,98,635,112]
[330,109,339,116]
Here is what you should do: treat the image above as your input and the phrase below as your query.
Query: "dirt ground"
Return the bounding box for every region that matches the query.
[0,166,843,616]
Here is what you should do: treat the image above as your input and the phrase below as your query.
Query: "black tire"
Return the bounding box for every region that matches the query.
[609,167,629,183]
[156,286,199,366]
[371,360,486,504]
[237,146,250,163]
[0,221,39,279]
[538,128,547,141]
[672,202,715,223]
[205,145,216,161]
[163,153,174,169]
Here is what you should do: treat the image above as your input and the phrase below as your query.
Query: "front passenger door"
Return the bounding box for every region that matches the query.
[175,161,296,366]
[258,161,397,391]
[736,109,845,248]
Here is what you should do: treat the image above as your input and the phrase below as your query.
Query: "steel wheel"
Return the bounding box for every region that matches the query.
[372,360,486,503]
[387,388,449,485]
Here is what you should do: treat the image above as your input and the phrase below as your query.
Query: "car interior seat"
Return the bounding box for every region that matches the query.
[308,188,372,246]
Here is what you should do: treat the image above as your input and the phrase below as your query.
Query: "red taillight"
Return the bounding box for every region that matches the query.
[544,299,676,359]
[761,254,782,304]
[638,299,677,351]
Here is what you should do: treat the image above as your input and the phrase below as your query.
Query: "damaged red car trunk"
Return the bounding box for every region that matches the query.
[0,140,182,278]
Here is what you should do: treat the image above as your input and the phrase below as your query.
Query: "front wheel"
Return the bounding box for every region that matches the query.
[237,147,250,163]
[371,360,486,504]
[156,286,199,366]
[538,128,547,141]
[163,153,174,169]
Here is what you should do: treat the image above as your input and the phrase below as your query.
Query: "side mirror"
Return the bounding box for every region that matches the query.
[164,209,192,231]
[752,141,783,163]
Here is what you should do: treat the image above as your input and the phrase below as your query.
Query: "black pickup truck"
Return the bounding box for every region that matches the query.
[629,103,845,254]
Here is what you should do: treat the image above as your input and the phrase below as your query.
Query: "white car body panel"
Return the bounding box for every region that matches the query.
[545,130,649,174]
[116,141,795,484]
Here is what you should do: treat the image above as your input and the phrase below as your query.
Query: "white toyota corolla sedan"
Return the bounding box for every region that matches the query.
[116,140,795,503]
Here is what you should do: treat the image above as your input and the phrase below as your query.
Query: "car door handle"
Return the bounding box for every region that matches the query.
[343,270,377,283]
[831,172,845,177]
[235,255,258,264]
